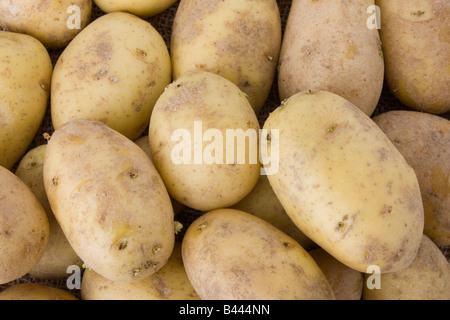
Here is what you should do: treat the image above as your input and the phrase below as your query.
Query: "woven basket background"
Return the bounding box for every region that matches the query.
[1,0,449,298]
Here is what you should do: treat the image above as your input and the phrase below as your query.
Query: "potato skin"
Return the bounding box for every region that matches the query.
[81,242,199,300]
[0,283,78,300]
[149,70,261,212]
[0,31,52,170]
[373,111,450,247]
[171,0,282,114]
[51,12,171,141]
[264,90,424,274]
[377,0,450,114]
[182,209,335,300]
[0,166,49,285]
[363,235,450,300]
[278,0,384,116]
[15,145,83,280]
[43,119,175,283]
[94,0,177,18]
[0,0,92,48]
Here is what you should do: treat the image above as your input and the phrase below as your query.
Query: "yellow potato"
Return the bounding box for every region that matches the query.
[377,0,450,114]
[171,0,282,114]
[51,12,172,141]
[263,90,424,274]
[0,31,52,170]
[363,234,450,300]
[0,283,78,300]
[43,119,175,283]
[0,166,49,285]
[149,70,261,212]
[15,145,83,280]
[94,0,178,18]
[310,248,364,300]
[232,175,315,250]
[0,0,92,48]
[279,0,384,116]
[373,111,450,247]
[81,243,199,300]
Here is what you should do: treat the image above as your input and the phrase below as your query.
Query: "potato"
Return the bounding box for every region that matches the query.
[232,175,315,250]
[149,70,261,212]
[182,209,335,300]
[0,31,52,170]
[310,248,364,300]
[171,0,282,114]
[43,119,175,283]
[94,0,178,18]
[278,0,384,116]
[15,145,83,280]
[0,283,78,300]
[0,0,92,48]
[0,166,49,284]
[363,234,450,300]
[373,111,450,247]
[81,242,199,300]
[377,0,450,114]
[51,12,172,141]
[263,90,424,274]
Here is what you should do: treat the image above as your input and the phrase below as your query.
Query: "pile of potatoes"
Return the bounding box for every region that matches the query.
[0,0,449,301]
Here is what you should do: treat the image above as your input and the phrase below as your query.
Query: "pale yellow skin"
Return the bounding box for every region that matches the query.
[149,70,261,212]
[377,0,450,114]
[182,209,335,300]
[310,248,364,301]
[15,145,83,280]
[0,166,49,285]
[264,90,424,274]
[0,283,78,300]
[43,119,175,283]
[171,0,282,114]
[363,235,450,300]
[232,175,315,250]
[94,0,178,18]
[0,31,52,170]
[51,12,172,141]
[373,111,450,247]
[81,243,199,300]
[279,0,384,116]
[0,0,92,48]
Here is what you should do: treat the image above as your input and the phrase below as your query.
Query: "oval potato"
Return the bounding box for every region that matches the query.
[43,119,175,283]
[182,209,335,300]
[94,0,178,18]
[51,12,172,141]
[0,283,78,300]
[264,90,424,274]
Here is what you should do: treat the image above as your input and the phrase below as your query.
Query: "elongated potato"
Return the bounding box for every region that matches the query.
[0,31,53,170]
[0,283,78,300]
[264,90,424,274]
[0,166,49,284]
[171,0,282,114]
[182,209,335,300]
[279,0,384,116]
[377,0,450,114]
[43,119,175,283]
[373,111,450,247]
[94,0,177,18]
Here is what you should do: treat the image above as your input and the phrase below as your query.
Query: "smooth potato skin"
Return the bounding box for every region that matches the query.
[0,283,78,300]
[94,0,178,18]
[264,91,424,274]
[0,166,49,285]
[182,209,335,300]
[377,0,450,114]
[0,0,92,48]
[43,119,175,283]
[15,145,83,280]
[363,235,450,300]
[279,0,384,116]
[373,111,450,247]
[0,32,52,170]
[51,12,171,141]
[171,0,282,114]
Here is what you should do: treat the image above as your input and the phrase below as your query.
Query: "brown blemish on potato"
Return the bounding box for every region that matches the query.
[119,241,128,250]
[94,68,109,80]
[197,222,208,232]
[381,205,393,217]
[345,42,358,60]
[51,177,59,186]
[335,215,356,239]
[152,275,172,298]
